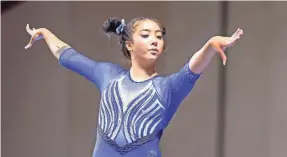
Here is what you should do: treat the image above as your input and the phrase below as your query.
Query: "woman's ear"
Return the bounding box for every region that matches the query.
[125,41,133,52]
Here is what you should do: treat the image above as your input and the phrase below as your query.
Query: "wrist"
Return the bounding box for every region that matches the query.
[203,38,215,52]
[206,37,219,52]
[39,28,51,38]
[39,28,48,32]
[207,36,216,46]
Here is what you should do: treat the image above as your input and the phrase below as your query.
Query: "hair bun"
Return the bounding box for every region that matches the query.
[102,17,122,35]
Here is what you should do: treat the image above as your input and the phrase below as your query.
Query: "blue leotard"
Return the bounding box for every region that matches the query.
[59,48,201,157]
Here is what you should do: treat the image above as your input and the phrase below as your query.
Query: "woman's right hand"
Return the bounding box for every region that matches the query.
[25,24,45,49]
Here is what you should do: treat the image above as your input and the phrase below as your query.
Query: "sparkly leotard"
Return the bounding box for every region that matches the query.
[59,48,201,157]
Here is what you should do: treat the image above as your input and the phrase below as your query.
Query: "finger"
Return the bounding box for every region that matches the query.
[233,28,243,38]
[228,31,243,48]
[25,31,41,49]
[26,24,33,36]
[25,36,37,49]
[235,29,243,38]
[231,29,243,42]
[238,29,243,37]
[234,30,243,41]
[231,28,240,37]
[215,45,227,65]
[26,24,30,30]
[25,37,34,49]
[25,38,33,49]
[25,43,32,49]
[26,24,30,32]
[232,35,240,42]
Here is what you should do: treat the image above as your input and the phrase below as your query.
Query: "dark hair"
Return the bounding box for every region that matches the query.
[102,17,166,60]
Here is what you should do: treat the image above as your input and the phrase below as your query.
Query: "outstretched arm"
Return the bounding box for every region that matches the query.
[24,24,125,92]
[24,24,99,80]
[189,28,243,74]
[165,28,243,118]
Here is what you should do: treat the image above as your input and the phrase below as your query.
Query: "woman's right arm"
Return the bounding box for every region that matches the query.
[25,25,125,91]
[25,25,98,77]
[38,28,71,59]
[25,25,70,59]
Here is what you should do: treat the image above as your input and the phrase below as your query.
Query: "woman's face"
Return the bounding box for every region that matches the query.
[126,19,165,63]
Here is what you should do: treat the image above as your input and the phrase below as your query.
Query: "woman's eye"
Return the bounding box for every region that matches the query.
[141,34,149,38]
[157,36,163,39]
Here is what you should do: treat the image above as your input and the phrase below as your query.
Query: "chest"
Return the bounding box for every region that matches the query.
[98,76,167,132]
[102,77,165,115]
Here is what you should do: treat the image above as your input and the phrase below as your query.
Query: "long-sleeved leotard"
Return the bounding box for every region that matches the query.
[59,48,201,157]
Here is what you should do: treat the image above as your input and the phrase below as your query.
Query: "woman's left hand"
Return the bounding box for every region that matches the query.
[209,28,244,65]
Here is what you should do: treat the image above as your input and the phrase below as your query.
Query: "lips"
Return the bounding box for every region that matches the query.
[148,48,158,52]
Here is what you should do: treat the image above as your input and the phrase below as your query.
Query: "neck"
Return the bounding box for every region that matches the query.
[129,60,158,82]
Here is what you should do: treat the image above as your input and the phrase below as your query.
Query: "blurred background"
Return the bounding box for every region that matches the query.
[2,1,287,157]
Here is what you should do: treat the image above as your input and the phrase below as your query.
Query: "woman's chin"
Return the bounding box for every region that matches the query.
[137,54,160,63]
[145,55,159,62]
[148,52,161,60]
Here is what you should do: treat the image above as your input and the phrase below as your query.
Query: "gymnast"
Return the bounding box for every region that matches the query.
[25,17,243,157]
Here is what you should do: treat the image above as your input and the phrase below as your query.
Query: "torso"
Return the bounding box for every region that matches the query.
[93,71,169,157]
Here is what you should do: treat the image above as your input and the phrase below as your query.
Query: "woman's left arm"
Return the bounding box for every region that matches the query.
[164,28,243,118]
[189,28,243,74]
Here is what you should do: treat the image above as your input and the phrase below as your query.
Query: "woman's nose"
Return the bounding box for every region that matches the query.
[151,37,158,46]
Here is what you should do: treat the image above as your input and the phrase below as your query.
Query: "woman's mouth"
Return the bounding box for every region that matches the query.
[149,48,158,51]
[148,48,158,55]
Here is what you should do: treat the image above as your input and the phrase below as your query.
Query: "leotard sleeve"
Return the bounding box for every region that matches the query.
[58,47,126,93]
[165,61,201,119]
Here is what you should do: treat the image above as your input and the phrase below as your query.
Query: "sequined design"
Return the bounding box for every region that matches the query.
[97,75,165,155]
[98,127,161,155]
[58,48,201,157]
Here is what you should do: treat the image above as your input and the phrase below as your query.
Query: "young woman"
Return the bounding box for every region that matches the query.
[25,17,243,157]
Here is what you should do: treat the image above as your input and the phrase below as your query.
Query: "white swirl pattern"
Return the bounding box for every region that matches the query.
[98,76,165,145]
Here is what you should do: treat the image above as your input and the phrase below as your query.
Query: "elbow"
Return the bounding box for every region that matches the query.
[58,47,74,65]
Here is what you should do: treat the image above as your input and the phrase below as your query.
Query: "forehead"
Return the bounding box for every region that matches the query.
[134,19,161,32]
